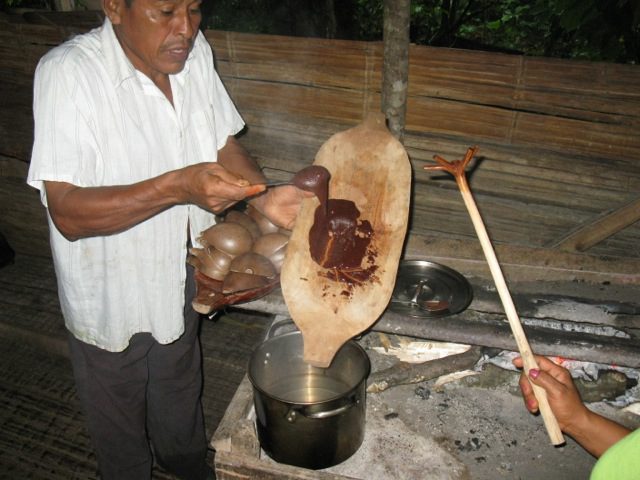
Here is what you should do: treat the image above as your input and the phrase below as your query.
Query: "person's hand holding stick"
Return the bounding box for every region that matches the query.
[424,147,564,445]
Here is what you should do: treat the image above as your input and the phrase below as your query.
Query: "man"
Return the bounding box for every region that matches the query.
[27,0,306,478]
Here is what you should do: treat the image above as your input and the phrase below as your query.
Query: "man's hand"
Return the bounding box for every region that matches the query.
[249,185,314,230]
[177,162,265,214]
[213,135,315,229]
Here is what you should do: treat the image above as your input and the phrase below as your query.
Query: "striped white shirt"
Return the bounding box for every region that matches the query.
[27,19,244,351]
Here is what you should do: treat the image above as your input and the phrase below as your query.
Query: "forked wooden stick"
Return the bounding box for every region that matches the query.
[424,146,564,445]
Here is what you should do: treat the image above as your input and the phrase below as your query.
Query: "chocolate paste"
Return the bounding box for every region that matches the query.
[309,199,373,269]
[292,165,330,210]
[296,164,378,293]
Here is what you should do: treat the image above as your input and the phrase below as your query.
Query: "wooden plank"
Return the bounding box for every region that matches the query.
[512,113,640,160]
[404,235,640,284]
[281,114,411,367]
[551,196,640,252]
[408,46,522,108]
[210,376,258,455]
[215,450,360,480]
[231,81,371,124]
[374,310,640,369]
[408,47,640,123]
[521,57,640,119]
[406,97,515,142]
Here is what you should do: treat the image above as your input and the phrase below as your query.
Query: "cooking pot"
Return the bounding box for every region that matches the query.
[248,325,370,470]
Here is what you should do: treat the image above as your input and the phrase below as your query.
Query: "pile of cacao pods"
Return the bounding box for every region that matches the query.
[188,204,290,313]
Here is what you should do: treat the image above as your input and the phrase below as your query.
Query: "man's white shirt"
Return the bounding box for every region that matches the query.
[28,19,244,351]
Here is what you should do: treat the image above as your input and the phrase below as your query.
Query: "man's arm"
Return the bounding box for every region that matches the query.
[217,136,314,230]
[45,160,264,241]
[216,136,267,185]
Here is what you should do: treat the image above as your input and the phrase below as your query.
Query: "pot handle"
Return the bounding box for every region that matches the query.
[266,316,298,340]
[287,395,359,422]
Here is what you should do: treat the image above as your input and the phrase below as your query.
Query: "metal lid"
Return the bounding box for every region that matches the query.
[389,260,473,318]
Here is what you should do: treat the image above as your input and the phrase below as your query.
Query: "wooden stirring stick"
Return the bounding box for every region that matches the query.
[424,147,564,446]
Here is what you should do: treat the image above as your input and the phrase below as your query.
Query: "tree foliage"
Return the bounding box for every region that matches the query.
[204,0,639,63]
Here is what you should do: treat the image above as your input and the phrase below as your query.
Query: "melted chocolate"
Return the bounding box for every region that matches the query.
[292,165,330,211]
[301,165,378,296]
[309,199,373,269]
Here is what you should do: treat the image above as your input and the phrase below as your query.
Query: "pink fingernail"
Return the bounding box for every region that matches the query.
[529,368,540,379]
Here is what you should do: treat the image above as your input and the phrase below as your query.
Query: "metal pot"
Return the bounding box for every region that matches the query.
[248,328,370,470]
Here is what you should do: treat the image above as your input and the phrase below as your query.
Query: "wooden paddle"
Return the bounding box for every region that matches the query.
[280,112,412,367]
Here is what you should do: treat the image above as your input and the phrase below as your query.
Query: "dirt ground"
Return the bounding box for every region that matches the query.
[310,336,640,480]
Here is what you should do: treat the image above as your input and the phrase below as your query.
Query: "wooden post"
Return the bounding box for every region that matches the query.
[382,0,411,141]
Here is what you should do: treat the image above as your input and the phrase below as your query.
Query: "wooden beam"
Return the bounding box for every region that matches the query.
[373,311,640,369]
[551,196,640,252]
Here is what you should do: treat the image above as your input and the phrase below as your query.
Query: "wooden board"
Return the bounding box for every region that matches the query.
[280,113,411,367]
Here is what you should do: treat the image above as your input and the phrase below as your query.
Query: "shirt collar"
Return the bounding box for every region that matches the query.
[100,17,195,89]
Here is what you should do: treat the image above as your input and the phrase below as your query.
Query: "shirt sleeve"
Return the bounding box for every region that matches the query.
[590,428,640,480]
[27,49,102,206]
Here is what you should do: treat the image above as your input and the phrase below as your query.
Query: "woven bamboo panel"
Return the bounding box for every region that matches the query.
[1,13,639,258]
[206,29,640,164]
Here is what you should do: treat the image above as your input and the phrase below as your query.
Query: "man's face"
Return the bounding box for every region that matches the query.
[107,0,202,81]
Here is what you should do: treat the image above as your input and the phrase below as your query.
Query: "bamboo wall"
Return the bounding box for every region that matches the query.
[1,12,639,260]
[207,30,640,258]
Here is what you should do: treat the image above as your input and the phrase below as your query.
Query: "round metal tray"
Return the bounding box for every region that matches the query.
[389,260,473,318]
